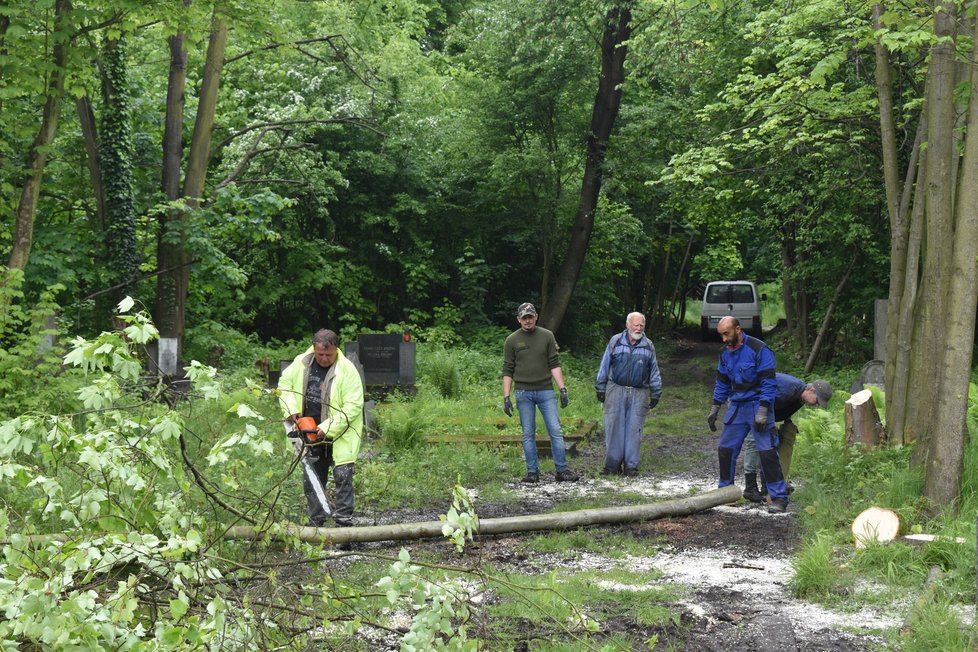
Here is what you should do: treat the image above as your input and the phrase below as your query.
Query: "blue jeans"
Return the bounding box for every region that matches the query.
[515,389,568,473]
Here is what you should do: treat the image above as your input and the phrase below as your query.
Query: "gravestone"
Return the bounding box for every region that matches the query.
[157,337,180,376]
[344,333,415,391]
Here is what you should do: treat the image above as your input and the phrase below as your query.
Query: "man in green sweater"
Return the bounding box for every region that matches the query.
[502,302,579,483]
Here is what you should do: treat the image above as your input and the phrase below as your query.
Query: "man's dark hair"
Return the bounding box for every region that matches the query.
[313,329,339,348]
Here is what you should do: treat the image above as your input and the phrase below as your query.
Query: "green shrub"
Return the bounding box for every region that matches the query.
[0,273,81,418]
[375,400,432,451]
[419,346,464,399]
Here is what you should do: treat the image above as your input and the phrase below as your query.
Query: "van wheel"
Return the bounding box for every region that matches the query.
[701,325,711,342]
[751,327,763,339]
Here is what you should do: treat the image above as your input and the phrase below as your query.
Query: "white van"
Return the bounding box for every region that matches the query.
[701,281,764,341]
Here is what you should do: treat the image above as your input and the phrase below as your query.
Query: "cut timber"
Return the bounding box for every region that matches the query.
[900,533,967,546]
[845,389,885,449]
[225,485,743,546]
[852,506,900,548]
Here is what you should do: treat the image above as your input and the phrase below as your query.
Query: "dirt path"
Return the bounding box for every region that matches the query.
[354,333,896,650]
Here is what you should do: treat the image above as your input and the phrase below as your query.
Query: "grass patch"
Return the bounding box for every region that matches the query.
[790,532,845,600]
[897,594,978,652]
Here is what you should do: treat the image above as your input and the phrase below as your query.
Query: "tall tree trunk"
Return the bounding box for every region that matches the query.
[924,9,978,510]
[538,2,631,332]
[906,2,957,453]
[5,0,70,274]
[76,96,107,230]
[101,36,138,308]
[153,8,227,364]
[889,144,926,447]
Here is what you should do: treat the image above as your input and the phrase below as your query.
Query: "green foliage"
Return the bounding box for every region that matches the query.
[897,593,978,652]
[439,478,479,552]
[789,532,842,600]
[374,399,433,451]
[419,345,465,398]
[376,548,478,651]
[0,271,78,419]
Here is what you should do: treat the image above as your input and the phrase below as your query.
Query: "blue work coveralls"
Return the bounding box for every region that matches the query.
[711,335,788,500]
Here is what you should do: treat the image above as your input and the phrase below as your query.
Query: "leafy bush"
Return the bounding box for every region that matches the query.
[419,346,464,399]
[0,271,81,419]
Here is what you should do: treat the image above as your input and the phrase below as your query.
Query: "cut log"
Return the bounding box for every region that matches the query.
[845,389,885,449]
[900,533,967,546]
[851,506,900,548]
[225,485,743,546]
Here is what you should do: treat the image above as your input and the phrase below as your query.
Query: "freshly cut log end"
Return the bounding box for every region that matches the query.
[851,506,900,548]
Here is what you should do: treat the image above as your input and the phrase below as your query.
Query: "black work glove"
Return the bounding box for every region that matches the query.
[707,404,720,432]
[753,404,769,431]
[503,396,513,417]
[559,387,569,408]
[648,397,659,410]
[596,390,605,403]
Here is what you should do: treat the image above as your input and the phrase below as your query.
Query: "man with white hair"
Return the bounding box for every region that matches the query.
[595,312,663,476]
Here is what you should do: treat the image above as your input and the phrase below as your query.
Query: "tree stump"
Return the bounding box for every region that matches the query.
[851,506,900,548]
[845,389,885,449]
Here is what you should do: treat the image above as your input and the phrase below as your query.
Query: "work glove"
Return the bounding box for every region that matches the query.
[596,390,605,403]
[707,404,720,432]
[753,404,769,431]
[503,395,513,417]
[559,387,569,408]
[648,397,659,410]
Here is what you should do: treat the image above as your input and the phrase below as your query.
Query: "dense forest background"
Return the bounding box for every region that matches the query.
[1,0,895,361]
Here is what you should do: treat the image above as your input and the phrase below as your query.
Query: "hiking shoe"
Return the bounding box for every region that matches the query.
[742,484,766,503]
[521,472,540,484]
[623,468,638,477]
[555,469,579,482]
[767,498,789,513]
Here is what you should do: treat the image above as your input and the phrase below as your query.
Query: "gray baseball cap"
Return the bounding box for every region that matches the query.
[516,302,537,318]
[810,379,833,408]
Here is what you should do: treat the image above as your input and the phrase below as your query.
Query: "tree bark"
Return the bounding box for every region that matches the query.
[154,8,227,364]
[907,2,957,454]
[845,390,885,450]
[5,0,71,273]
[225,485,742,545]
[76,96,106,229]
[539,1,631,333]
[924,7,978,509]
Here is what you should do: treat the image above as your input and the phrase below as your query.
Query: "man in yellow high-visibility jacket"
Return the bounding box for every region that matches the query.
[279,329,364,527]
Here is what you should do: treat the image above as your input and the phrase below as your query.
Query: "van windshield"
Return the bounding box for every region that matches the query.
[706,284,755,303]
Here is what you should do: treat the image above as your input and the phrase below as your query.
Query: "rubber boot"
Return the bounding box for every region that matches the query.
[743,472,764,503]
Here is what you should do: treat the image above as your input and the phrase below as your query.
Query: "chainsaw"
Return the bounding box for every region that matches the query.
[285,416,331,517]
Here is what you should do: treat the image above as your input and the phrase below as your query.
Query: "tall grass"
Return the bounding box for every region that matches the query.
[418,346,464,399]
[790,532,841,600]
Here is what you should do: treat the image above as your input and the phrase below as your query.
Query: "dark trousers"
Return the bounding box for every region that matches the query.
[304,443,354,526]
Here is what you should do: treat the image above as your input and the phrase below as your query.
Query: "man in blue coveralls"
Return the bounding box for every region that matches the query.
[706,316,790,513]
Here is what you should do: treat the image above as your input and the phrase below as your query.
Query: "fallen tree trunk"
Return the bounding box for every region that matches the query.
[225,485,743,546]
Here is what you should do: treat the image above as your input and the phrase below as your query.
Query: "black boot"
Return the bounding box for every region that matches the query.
[743,472,764,503]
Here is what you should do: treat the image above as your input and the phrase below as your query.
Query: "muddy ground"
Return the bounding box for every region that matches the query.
[329,333,898,651]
